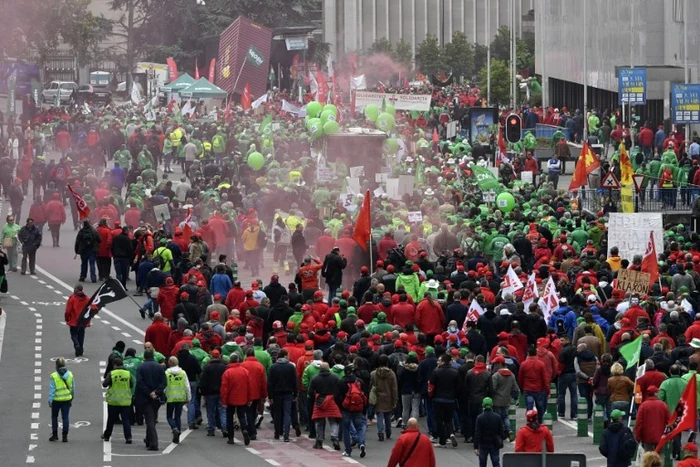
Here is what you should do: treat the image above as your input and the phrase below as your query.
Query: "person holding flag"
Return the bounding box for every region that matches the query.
[568,142,601,191]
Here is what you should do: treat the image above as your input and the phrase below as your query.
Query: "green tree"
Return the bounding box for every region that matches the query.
[368,37,393,55]
[60,2,113,67]
[392,38,413,68]
[473,44,487,78]
[443,31,474,82]
[415,35,445,77]
[478,59,509,105]
[489,25,512,63]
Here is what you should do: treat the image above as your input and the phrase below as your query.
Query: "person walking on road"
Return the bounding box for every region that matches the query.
[64,284,90,356]
[370,354,399,443]
[336,363,368,458]
[95,218,113,280]
[48,357,74,442]
[309,361,342,450]
[165,356,191,444]
[18,217,41,275]
[474,397,507,467]
[199,349,227,437]
[101,356,134,443]
[430,353,460,448]
[8,177,24,223]
[45,193,66,247]
[267,348,298,442]
[220,353,254,445]
[600,409,637,467]
[387,417,436,467]
[75,219,100,283]
[241,347,267,441]
[515,409,554,453]
[135,349,167,451]
[2,214,21,271]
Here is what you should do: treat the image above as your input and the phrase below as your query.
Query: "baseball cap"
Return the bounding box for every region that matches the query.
[482,397,493,408]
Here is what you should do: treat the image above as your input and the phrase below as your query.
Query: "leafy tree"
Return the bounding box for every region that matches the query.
[473,44,487,79]
[443,31,473,82]
[368,37,393,55]
[478,59,510,105]
[61,1,113,67]
[392,38,413,68]
[415,35,445,77]
[489,25,512,63]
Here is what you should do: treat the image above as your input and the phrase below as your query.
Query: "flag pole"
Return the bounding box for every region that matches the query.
[368,190,373,270]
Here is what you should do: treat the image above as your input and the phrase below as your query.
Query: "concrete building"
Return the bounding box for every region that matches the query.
[322,0,534,61]
[536,0,697,124]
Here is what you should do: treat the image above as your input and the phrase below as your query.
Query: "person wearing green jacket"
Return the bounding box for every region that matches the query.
[635,164,650,205]
[367,312,393,335]
[551,129,566,148]
[659,365,686,415]
[288,308,305,332]
[1,215,21,271]
[253,343,272,374]
[190,339,208,367]
[137,145,154,170]
[661,145,679,168]
[113,145,132,169]
[394,264,421,302]
[220,340,244,361]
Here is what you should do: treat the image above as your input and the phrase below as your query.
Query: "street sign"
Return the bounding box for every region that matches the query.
[632,173,645,193]
[601,171,621,189]
[671,83,700,124]
[618,68,646,105]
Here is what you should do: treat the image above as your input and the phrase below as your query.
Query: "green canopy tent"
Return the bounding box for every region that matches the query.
[179,78,228,99]
[161,73,196,92]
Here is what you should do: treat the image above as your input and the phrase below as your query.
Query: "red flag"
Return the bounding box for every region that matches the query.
[655,375,697,452]
[224,98,232,121]
[182,208,194,241]
[67,184,90,220]
[194,58,200,79]
[641,231,660,286]
[496,128,510,167]
[432,128,439,143]
[568,142,599,190]
[208,58,216,83]
[316,71,328,104]
[241,82,252,110]
[166,57,178,82]
[353,190,371,252]
[167,99,175,113]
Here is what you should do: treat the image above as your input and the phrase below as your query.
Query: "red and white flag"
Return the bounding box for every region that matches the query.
[655,374,697,452]
[641,231,660,286]
[208,58,216,83]
[521,273,539,310]
[463,299,484,331]
[537,276,559,321]
[502,265,524,296]
[67,184,90,220]
[496,128,511,167]
[182,208,194,240]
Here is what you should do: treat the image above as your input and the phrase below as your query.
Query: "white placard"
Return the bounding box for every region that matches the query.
[447,121,457,139]
[398,175,415,197]
[341,193,357,212]
[386,178,400,200]
[349,166,365,178]
[354,91,431,111]
[607,213,663,262]
[407,211,423,223]
[375,173,389,183]
[521,171,533,185]
[316,166,335,182]
[373,187,385,197]
[153,204,170,221]
[347,177,361,194]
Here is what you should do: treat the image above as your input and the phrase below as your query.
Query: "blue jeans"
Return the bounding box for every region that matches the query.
[525,390,547,423]
[425,396,436,436]
[166,402,183,431]
[187,382,200,425]
[342,411,366,454]
[114,257,130,287]
[578,383,593,419]
[478,446,501,467]
[80,251,96,281]
[557,373,578,418]
[493,407,511,434]
[328,284,339,304]
[375,411,392,437]
[51,400,71,434]
[205,395,226,432]
[272,393,292,437]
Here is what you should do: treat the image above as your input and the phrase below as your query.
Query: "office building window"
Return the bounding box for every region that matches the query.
[674,0,684,22]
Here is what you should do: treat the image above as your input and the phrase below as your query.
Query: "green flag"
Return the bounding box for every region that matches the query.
[258,114,273,134]
[470,164,501,192]
[619,334,643,370]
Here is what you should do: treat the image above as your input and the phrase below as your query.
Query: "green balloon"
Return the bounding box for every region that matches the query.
[496,192,516,213]
[323,104,338,116]
[323,120,339,135]
[307,117,321,132]
[306,101,322,118]
[375,112,395,132]
[247,151,265,171]
[320,109,336,125]
[364,104,379,122]
[305,116,316,130]
[385,104,396,116]
[383,138,399,154]
[309,119,323,138]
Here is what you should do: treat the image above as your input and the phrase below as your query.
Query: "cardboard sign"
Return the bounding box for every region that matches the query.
[373,187,385,198]
[407,211,423,223]
[398,175,415,197]
[349,166,365,178]
[375,173,389,183]
[341,193,357,212]
[446,121,458,139]
[521,171,533,185]
[153,204,170,221]
[616,269,651,295]
[316,166,335,182]
[347,177,361,194]
[386,178,400,200]
[607,213,663,262]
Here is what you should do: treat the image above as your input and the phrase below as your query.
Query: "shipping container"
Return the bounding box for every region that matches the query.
[217,16,272,99]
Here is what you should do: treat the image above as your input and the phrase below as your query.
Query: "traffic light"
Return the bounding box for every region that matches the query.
[505,114,522,144]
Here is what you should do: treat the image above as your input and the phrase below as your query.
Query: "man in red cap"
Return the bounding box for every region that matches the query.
[352,266,372,303]
[515,409,554,453]
[156,277,179,323]
[678,442,700,466]
[634,384,670,452]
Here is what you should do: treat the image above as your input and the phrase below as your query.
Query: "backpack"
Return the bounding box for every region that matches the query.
[618,427,638,462]
[153,247,167,269]
[257,229,268,249]
[342,380,367,412]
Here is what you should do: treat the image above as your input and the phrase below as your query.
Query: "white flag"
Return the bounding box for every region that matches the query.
[502,265,524,296]
[252,93,268,109]
[147,93,159,110]
[537,276,559,322]
[281,99,301,115]
[521,273,539,310]
[350,74,367,90]
[326,53,334,79]
[130,85,142,104]
[181,100,195,117]
[309,71,319,99]
[462,299,484,331]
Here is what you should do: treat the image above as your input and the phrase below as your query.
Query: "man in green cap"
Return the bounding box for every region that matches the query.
[368,312,393,335]
[600,409,636,466]
[474,396,507,464]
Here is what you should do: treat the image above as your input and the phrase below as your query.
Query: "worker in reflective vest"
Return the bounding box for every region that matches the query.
[101,357,135,443]
[48,357,75,442]
[165,356,191,444]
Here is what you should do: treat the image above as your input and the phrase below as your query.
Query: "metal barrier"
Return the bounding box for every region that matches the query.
[577,187,695,213]
[521,123,568,140]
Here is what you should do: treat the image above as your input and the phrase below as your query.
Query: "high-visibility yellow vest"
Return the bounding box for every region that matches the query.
[51,372,73,402]
[106,369,132,406]
[165,371,187,403]
[170,129,182,148]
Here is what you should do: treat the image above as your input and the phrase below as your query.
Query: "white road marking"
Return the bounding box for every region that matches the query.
[30,433,37,440]
[111,326,121,331]
[101,320,110,325]
[34,361,41,366]
[34,265,146,336]
[28,307,36,312]
[30,423,39,429]
[20,301,28,305]
[53,290,62,294]
[246,448,261,455]
[103,401,111,463]
[33,385,41,391]
[34,346,41,351]
[34,369,41,374]
[34,338,41,344]
[0,312,6,363]
[32,402,40,409]
[36,331,42,336]
[38,280,46,284]
[132,339,143,345]
[45,285,54,289]
[31,413,39,419]
[162,429,192,454]
[121,332,131,338]
[10,295,19,299]
[343,458,359,464]
[33,394,40,399]
[557,418,593,437]
[34,376,41,382]
[27,444,36,451]
[34,353,41,359]
[265,460,281,466]
[26,456,34,463]
[36,324,42,329]
[99,361,107,367]
[33,313,40,317]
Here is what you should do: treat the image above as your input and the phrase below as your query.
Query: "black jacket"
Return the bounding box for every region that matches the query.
[267,359,298,396]
[135,359,167,405]
[352,275,372,303]
[322,251,347,287]
[18,225,41,252]
[429,364,461,401]
[75,225,100,254]
[111,233,134,259]
[262,282,287,307]
[177,348,202,382]
[269,302,294,330]
[465,366,493,404]
[309,369,339,399]
[474,408,506,449]
[199,358,227,396]
[558,343,577,374]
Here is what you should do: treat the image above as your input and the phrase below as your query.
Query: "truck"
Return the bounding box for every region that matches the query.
[133,62,170,98]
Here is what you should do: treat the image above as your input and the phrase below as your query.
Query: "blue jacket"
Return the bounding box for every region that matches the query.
[210,273,232,298]
[588,307,610,333]
[548,306,577,337]
[654,129,666,148]
[48,367,74,403]
[135,359,167,405]
[599,421,632,467]
[136,260,154,288]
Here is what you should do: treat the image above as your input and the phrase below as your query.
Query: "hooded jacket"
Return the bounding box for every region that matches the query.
[220,362,253,406]
[547,306,577,337]
[398,361,421,395]
[465,362,492,404]
[48,367,74,403]
[371,366,398,412]
[515,423,554,453]
[491,367,519,407]
[199,357,227,396]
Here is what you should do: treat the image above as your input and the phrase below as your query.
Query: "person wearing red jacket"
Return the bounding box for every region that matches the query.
[634,385,670,451]
[315,229,336,259]
[238,291,260,324]
[635,360,667,403]
[55,129,71,156]
[515,409,554,453]
[391,294,416,328]
[609,317,638,350]
[678,443,700,467]
[28,197,46,232]
[387,418,436,467]
[685,315,700,343]
[220,353,254,445]
[518,347,549,423]
[415,294,444,337]
[64,284,91,356]
[378,231,398,261]
[156,277,179,323]
[225,282,246,312]
[490,333,519,362]
[241,348,268,440]
[45,192,66,247]
[124,202,141,229]
[95,218,113,280]
[508,322,529,362]
[144,313,171,356]
[207,213,229,257]
[523,151,538,184]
